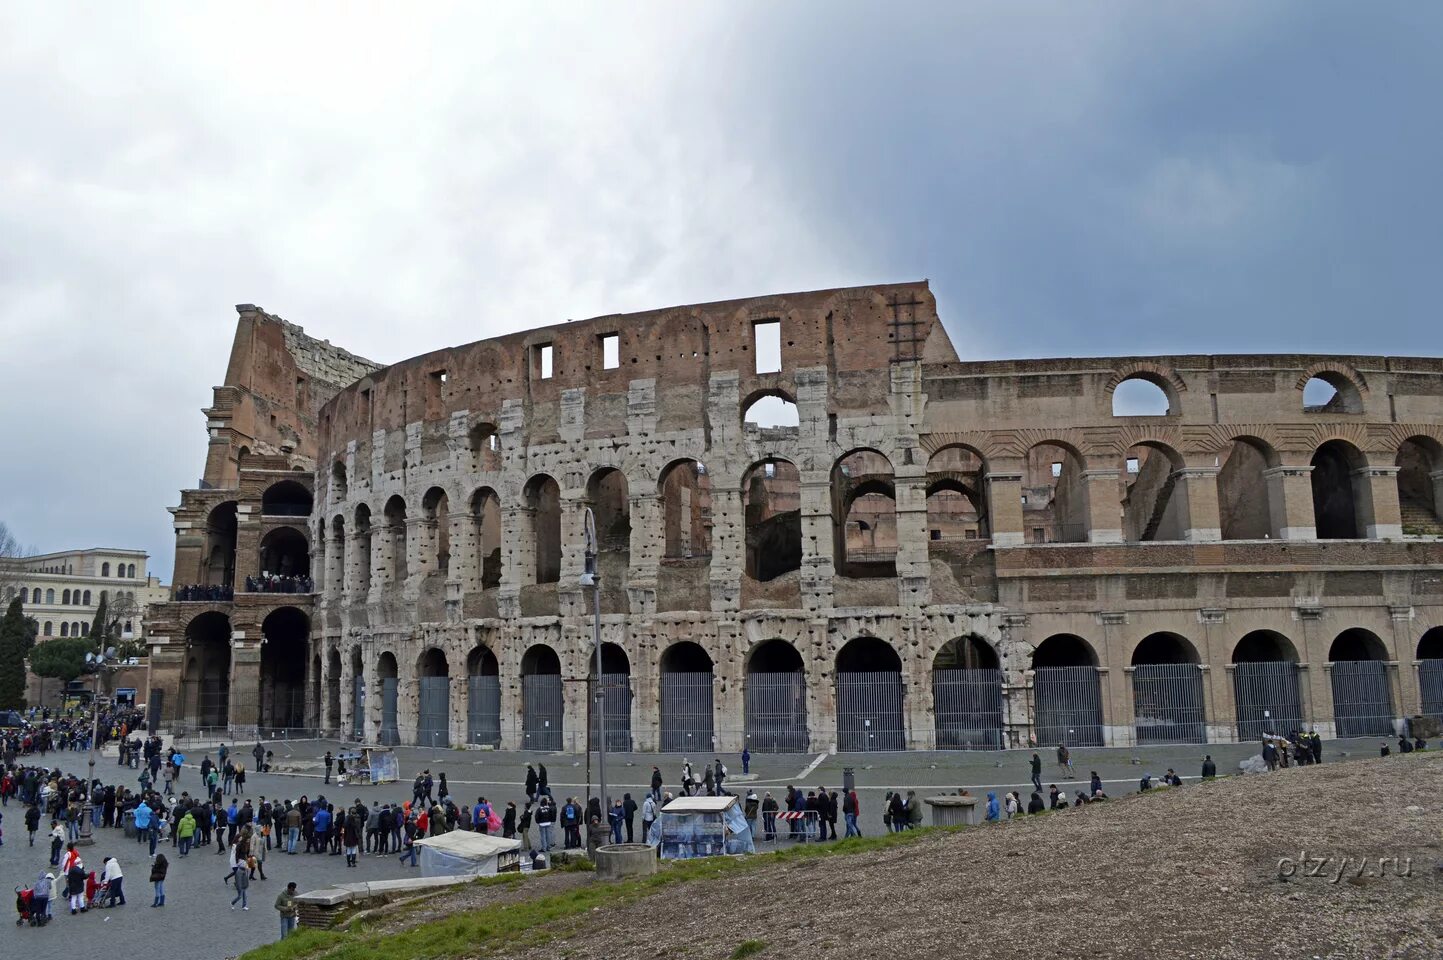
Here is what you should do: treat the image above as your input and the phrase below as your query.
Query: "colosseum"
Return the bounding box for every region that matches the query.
[144,281,1443,753]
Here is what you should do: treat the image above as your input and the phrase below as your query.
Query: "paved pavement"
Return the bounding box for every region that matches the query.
[1,736,1387,958]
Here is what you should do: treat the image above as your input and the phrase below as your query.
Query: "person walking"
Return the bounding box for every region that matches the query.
[230,859,250,910]
[323,752,334,785]
[275,882,299,939]
[842,789,861,838]
[641,793,657,843]
[1030,753,1043,793]
[65,852,87,914]
[149,852,168,907]
[524,764,538,802]
[650,766,663,802]
[1057,743,1073,776]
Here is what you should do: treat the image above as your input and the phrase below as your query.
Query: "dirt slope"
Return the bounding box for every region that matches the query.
[510,755,1443,960]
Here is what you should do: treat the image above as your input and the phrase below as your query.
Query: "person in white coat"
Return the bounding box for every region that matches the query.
[101,856,125,906]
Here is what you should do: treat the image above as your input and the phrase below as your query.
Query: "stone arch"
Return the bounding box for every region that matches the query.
[469,486,503,590]
[204,501,238,589]
[383,495,409,582]
[741,388,800,432]
[1030,634,1103,747]
[520,643,563,750]
[258,526,310,581]
[1396,435,1443,532]
[465,641,501,747]
[742,457,801,582]
[1328,628,1394,737]
[1024,440,1088,543]
[261,479,313,517]
[468,420,501,472]
[415,645,451,747]
[932,636,1002,750]
[352,504,372,590]
[259,606,309,730]
[659,640,715,752]
[1104,361,1188,400]
[1129,632,1206,744]
[422,487,451,574]
[1311,439,1368,539]
[325,646,342,731]
[1109,375,1176,417]
[1218,435,1282,540]
[524,474,562,585]
[834,636,905,751]
[586,466,632,613]
[832,448,897,578]
[588,641,633,752]
[376,651,400,745]
[330,460,347,500]
[658,458,712,560]
[926,444,989,542]
[1420,627,1443,722]
[1296,362,1367,410]
[1115,440,1189,542]
[181,611,231,728]
[1231,630,1303,740]
[744,639,808,752]
[349,645,365,739]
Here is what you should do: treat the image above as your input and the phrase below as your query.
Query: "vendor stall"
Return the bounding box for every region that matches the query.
[648,795,755,860]
[412,830,522,878]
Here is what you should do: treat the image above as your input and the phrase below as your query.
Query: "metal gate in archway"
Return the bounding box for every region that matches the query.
[1329,661,1394,737]
[836,671,905,751]
[1033,666,1103,747]
[745,672,809,752]
[1421,660,1443,722]
[931,668,1002,750]
[588,673,633,752]
[522,674,563,751]
[352,676,364,739]
[467,676,501,747]
[1232,662,1303,740]
[417,676,450,748]
[660,672,714,752]
[1131,664,1206,744]
[380,678,400,746]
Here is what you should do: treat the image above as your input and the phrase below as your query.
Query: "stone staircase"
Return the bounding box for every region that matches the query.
[1401,498,1443,536]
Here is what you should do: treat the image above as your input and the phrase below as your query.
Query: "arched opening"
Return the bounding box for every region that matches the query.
[383,495,409,583]
[932,636,1002,750]
[833,449,897,577]
[352,505,372,592]
[1231,631,1303,740]
[470,488,503,590]
[204,502,238,589]
[926,446,989,543]
[311,654,321,731]
[1024,443,1087,543]
[468,421,501,472]
[416,647,451,748]
[258,607,308,730]
[1130,633,1204,744]
[521,644,563,750]
[1030,634,1103,747]
[262,480,314,517]
[1111,376,1172,416]
[744,639,807,752]
[101,563,110,577]
[257,526,311,586]
[587,467,632,613]
[1302,373,1363,414]
[331,460,348,500]
[62,589,71,605]
[659,641,715,752]
[588,642,633,752]
[1396,437,1443,535]
[377,652,400,746]
[466,645,501,748]
[326,647,342,732]
[1217,437,1279,540]
[1328,628,1394,737]
[1419,628,1443,722]
[60,622,69,637]
[659,459,712,560]
[742,390,800,433]
[328,516,346,595]
[349,646,364,739]
[182,612,231,728]
[421,487,451,574]
[742,459,801,581]
[524,475,561,585]
[1118,443,1187,542]
[835,637,904,751]
[1311,440,1366,539]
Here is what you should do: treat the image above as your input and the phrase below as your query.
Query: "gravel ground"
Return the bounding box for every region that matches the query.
[491,753,1443,960]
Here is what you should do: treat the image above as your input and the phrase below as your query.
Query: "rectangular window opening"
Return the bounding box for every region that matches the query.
[930,529,942,541]
[754,320,781,374]
[1050,462,1062,478]
[536,344,554,380]
[1126,457,1140,474]
[601,334,619,370]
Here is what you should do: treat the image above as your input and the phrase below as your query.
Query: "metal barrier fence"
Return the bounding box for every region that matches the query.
[1421,660,1443,722]
[755,810,823,844]
[835,671,905,751]
[931,667,1003,750]
[418,676,450,748]
[522,674,563,751]
[1131,664,1206,744]
[588,673,634,752]
[198,683,229,729]
[379,678,400,746]
[660,672,714,752]
[264,689,306,731]
[744,672,809,752]
[1232,661,1303,740]
[467,675,502,747]
[1328,660,1394,738]
[1033,666,1103,746]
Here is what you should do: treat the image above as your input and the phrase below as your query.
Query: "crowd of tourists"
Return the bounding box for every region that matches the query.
[243,574,314,594]
[172,584,234,602]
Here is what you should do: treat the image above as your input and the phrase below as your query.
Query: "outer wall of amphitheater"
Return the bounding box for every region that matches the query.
[148,283,1443,753]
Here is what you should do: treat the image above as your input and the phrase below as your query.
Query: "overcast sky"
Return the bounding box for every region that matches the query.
[2,2,1440,582]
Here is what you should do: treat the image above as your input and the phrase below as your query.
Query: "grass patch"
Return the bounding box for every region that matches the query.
[238,827,955,960]
[731,939,767,958]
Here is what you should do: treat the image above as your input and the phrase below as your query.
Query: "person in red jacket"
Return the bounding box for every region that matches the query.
[842,790,862,838]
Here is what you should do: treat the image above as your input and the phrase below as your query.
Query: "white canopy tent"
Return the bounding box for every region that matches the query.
[412,830,522,877]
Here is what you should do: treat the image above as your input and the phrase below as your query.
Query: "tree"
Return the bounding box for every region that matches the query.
[28,636,95,688]
[0,520,35,599]
[0,597,37,709]
[89,595,109,652]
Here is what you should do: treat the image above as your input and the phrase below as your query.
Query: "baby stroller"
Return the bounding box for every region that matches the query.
[15,884,49,926]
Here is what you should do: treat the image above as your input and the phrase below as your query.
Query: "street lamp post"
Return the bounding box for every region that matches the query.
[79,645,118,846]
[581,507,605,815]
